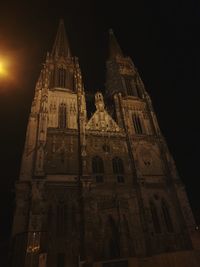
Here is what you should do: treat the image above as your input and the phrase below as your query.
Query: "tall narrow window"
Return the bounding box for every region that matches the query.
[112,157,125,183]
[124,76,140,97]
[50,69,55,88]
[92,156,104,183]
[161,200,174,233]
[57,67,66,88]
[150,201,161,233]
[135,76,142,98]
[124,77,134,96]
[66,70,74,90]
[132,114,143,134]
[58,103,67,128]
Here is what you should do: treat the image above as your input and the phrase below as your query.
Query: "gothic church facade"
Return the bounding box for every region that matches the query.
[11,20,199,267]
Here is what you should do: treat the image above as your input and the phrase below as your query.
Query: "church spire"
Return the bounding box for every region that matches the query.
[51,19,71,58]
[109,29,124,59]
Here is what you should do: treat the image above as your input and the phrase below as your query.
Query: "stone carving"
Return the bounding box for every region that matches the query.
[86,92,123,133]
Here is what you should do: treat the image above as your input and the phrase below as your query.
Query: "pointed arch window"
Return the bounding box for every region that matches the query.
[135,76,143,98]
[58,103,67,128]
[161,200,174,233]
[124,75,141,97]
[66,70,74,91]
[92,156,104,183]
[132,114,143,134]
[57,67,66,88]
[124,76,134,96]
[150,201,161,233]
[112,157,124,183]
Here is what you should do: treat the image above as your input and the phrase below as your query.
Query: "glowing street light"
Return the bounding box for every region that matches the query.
[0,59,8,77]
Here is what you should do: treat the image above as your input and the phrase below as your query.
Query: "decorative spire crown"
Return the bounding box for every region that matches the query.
[51,19,71,58]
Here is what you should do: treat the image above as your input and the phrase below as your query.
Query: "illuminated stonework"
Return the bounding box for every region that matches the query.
[11,20,200,267]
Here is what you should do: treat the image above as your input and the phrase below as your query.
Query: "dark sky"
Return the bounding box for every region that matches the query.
[0,0,199,254]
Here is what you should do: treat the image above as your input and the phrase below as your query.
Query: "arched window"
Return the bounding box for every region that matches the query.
[112,157,124,183]
[132,114,143,134]
[92,156,104,183]
[57,67,66,88]
[124,76,134,96]
[135,76,142,98]
[124,75,142,98]
[58,103,67,128]
[150,201,161,233]
[66,70,73,90]
[161,200,174,233]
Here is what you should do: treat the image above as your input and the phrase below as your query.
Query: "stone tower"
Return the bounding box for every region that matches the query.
[11,21,199,267]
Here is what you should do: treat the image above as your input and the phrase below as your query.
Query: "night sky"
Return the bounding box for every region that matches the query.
[0,0,199,262]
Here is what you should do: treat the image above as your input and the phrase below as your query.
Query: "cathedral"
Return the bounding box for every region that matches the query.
[11,20,200,267]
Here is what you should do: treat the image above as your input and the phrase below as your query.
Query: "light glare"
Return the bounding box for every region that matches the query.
[0,58,8,77]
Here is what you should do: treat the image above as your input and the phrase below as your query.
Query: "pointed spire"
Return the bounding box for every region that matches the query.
[109,29,124,59]
[51,19,71,58]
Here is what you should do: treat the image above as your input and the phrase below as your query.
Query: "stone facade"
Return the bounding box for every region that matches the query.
[11,20,199,267]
